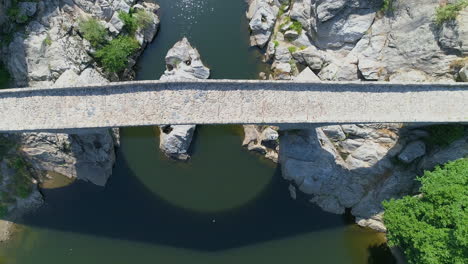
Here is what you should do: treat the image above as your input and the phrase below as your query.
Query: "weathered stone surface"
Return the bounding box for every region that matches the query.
[159,38,210,160]
[247,0,279,47]
[0,81,467,132]
[159,125,196,161]
[295,67,320,81]
[308,0,378,49]
[438,8,468,55]
[18,1,37,18]
[398,141,426,164]
[353,0,459,81]
[460,65,468,82]
[161,38,210,81]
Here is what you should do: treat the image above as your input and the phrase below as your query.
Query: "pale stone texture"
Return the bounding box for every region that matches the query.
[246,0,279,47]
[0,81,466,133]
[158,38,210,160]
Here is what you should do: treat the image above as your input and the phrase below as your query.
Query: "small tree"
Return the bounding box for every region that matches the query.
[383,158,468,264]
[95,36,140,73]
[78,17,108,47]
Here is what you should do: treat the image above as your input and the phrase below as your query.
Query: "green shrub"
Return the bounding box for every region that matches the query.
[380,0,394,12]
[0,204,8,218]
[290,20,303,34]
[277,3,288,18]
[134,9,153,30]
[7,156,33,199]
[119,11,139,34]
[95,36,140,73]
[7,0,29,24]
[0,135,16,158]
[435,0,468,25]
[78,17,108,47]
[425,124,465,147]
[0,63,11,90]
[383,158,468,264]
[43,35,52,46]
[273,40,279,48]
[288,46,297,53]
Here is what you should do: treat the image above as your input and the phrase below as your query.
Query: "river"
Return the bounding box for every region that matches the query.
[0,1,395,263]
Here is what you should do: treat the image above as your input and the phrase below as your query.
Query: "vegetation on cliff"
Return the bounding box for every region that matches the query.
[95,36,140,73]
[435,0,468,25]
[383,158,468,264]
[79,9,152,73]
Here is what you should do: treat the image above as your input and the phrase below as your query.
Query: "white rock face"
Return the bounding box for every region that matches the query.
[353,0,459,81]
[159,125,196,161]
[159,38,210,160]
[246,0,279,47]
[160,38,210,81]
[2,0,160,186]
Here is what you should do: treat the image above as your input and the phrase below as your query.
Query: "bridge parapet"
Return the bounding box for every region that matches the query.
[0,80,466,133]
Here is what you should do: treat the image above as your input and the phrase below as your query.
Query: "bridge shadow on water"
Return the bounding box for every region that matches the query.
[8,129,349,252]
[15,162,348,251]
[1,125,396,263]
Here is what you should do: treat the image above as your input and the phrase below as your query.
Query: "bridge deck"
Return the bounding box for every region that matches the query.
[0,80,466,132]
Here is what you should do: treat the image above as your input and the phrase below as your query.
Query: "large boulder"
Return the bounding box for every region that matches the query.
[246,0,279,47]
[159,125,196,161]
[158,38,210,160]
[160,37,210,81]
[295,0,379,49]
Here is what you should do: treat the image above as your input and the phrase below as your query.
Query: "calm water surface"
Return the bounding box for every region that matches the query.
[0,1,395,263]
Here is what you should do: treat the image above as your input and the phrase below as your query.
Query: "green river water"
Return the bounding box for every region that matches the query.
[0,0,396,263]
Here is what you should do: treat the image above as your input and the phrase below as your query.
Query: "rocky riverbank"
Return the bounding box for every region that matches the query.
[0,0,160,241]
[247,0,468,231]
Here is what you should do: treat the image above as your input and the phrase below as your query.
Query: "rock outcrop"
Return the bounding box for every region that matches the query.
[242,125,279,162]
[280,125,468,232]
[258,0,468,232]
[246,0,279,47]
[158,38,210,160]
[1,0,160,186]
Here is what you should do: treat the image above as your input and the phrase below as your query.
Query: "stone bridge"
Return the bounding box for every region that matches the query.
[0,80,466,133]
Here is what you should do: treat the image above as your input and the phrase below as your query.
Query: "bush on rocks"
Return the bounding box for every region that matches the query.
[383,158,468,264]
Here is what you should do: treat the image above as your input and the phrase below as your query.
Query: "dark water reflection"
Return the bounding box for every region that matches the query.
[0,126,394,263]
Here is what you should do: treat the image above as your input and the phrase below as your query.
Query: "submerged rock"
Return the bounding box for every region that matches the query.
[158,38,210,160]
